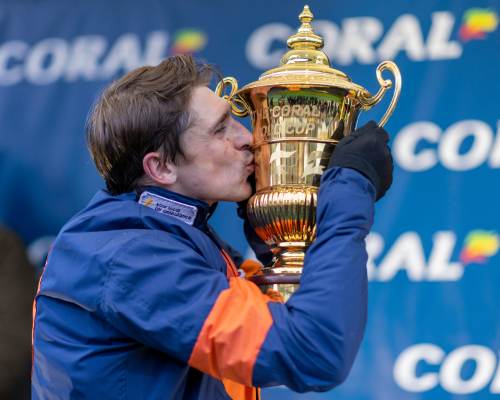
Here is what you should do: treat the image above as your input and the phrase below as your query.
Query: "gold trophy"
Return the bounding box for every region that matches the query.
[217,5,401,299]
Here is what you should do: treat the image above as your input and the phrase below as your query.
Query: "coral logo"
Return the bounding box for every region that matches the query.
[247,9,498,69]
[367,230,498,282]
[0,27,207,86]
[460,230,499,264]
[0,31,169,86]
[171,29,207,54]
[247,11,463,69]
[393,119,500,172]
[394,344,500,394]
[459,8,498,42]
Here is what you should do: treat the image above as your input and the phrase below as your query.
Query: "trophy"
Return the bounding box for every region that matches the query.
[217,5,401,299]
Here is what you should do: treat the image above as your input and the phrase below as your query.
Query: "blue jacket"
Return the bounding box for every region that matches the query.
[32,167,375,399]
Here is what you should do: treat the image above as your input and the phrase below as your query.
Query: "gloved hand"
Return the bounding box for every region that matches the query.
[237,175,274,266]
[328,120,393,201]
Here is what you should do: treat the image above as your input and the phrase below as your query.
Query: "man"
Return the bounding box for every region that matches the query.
[32,55,393,399]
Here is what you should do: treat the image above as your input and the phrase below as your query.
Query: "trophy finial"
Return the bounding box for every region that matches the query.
[287,5,323,50]
[299,5,313,23]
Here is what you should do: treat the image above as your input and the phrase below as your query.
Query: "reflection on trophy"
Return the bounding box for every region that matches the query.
[217,5,402,299]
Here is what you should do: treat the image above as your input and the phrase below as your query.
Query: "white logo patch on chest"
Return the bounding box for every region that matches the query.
[139,191,197,226]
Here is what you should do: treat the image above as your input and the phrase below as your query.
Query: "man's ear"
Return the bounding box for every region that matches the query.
[142,152,177,186]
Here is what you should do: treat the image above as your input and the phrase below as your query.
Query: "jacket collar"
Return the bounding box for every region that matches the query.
[136,186,216,229]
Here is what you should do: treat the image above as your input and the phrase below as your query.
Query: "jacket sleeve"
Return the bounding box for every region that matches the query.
[252,167,374,392]
[100,167,374,393]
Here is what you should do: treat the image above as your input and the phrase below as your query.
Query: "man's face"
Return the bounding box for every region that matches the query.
[174,86,254,204]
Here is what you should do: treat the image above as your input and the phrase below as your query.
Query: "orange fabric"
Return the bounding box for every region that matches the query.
[31,263,47,372]
[265,288,285,303]
[32,275,43,345]
[221,253,261,399]
[222,378,259,400]
[188,277,273,387]
[240,259,283,303]
[221,249,239,278]
[239,259,264,278]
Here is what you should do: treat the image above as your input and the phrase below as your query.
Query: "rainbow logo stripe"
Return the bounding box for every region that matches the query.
[460,230,499,265]
[171,29,207,54]
[459,8,498,41]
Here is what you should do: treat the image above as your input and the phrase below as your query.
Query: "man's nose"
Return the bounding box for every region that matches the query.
[231,118,253,150]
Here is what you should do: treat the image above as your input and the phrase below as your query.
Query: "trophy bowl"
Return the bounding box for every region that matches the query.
[217,5,402,300]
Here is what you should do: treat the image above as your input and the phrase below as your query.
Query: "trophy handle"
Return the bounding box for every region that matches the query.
[358,61,402,128]
[215,77,250,118]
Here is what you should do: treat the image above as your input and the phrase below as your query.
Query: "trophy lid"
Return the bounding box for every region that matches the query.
[238,5,368,95]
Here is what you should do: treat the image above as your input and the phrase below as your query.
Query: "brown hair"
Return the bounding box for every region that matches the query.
[87,55,216,194]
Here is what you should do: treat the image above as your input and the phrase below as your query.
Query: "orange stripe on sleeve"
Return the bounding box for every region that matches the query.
[222,378,259,400]
[221,249,239,279]
[31,260,48,373]
[188,277,273,387]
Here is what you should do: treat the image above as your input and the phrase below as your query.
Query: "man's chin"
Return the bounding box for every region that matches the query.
[212,182,253,203]
[230,185,253,203]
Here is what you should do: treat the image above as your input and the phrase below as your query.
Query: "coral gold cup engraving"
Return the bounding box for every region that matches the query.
[216,5,402,300]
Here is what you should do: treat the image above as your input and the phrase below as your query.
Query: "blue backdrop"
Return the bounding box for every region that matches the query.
[1,1,499,398]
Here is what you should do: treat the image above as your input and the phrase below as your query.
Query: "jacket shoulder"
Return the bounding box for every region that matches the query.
[39,190,223,311]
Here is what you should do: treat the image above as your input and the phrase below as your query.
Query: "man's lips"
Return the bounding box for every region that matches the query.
[245,162,255,174]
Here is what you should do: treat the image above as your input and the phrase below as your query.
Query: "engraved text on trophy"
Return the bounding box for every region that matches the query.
[253,88,359,189]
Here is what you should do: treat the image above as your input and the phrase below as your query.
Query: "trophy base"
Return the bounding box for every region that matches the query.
[249,268,301,302]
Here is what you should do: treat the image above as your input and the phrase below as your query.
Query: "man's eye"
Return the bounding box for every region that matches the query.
[215,125,227,134]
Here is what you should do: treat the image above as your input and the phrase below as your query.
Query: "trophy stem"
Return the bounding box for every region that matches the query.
[249,243,308,301]
[275,241,307,269]
[249,269,301,302]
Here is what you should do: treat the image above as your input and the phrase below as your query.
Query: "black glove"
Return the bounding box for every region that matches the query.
[328,120,393,201]
[237,175,274,266]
